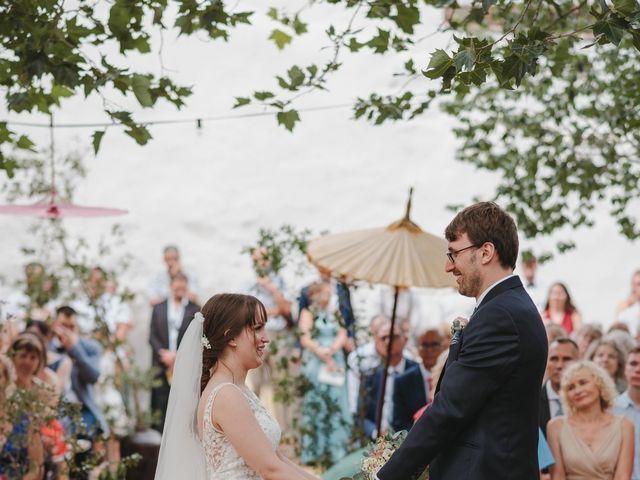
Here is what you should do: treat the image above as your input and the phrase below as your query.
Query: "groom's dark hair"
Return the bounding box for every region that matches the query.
[445,201,519,270]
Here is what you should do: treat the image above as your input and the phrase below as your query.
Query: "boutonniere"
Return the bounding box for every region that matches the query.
[450,317,468,345]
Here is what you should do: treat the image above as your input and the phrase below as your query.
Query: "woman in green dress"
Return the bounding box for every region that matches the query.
[299,281,352,466]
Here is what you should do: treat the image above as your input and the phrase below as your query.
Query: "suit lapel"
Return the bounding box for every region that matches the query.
[159,301,170,348]
[177,302,195,347]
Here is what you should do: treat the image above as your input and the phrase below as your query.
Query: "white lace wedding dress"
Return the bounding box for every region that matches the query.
[201,382,282,479]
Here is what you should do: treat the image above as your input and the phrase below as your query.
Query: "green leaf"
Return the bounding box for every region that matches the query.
[267,7,278,20]
[269,29,292,49]
[254,91,275,101]
[287,66,305,88]
[613,0,639,16]
[393,5,420,34]
[453,48,476,72]
[502,55,528,86]
[131,74,154,107]
[423,49,453,79]
[92,130,106,155]
[593,17,625,45]
[367,29,391,53]
[632,30,640,51]
[276,110,300,131]
[233,97,251,108]
[292,15,308,35]
[51,85,74,101]
[16,135,35,151]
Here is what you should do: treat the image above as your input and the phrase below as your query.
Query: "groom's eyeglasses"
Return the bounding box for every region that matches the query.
[446,244,479,263]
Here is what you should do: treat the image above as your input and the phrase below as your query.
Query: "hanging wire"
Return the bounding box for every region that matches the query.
[4,103,353,129]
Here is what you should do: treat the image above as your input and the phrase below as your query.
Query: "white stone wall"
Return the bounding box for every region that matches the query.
[1,2,637,365]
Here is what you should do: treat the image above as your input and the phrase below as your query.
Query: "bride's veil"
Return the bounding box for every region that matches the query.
[154,313,208,479]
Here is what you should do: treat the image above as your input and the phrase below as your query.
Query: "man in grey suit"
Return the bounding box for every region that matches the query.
[149,272,200,432]
[378,202,547,480]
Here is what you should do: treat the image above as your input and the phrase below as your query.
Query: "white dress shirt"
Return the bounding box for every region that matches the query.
[167,297,187,351]
[474,274,516,312]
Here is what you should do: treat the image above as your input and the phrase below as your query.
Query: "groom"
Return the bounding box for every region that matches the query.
[377,202,547,480]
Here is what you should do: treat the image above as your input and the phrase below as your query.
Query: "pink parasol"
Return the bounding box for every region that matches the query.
[0,115,128,219]
[0,192,128,219]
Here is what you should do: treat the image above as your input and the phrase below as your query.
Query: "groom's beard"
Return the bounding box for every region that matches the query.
[457,265,481,298]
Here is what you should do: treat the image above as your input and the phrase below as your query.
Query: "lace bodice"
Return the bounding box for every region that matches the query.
[201,383,281,479]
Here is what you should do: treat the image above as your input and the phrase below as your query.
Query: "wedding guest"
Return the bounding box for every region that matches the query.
[547,361,634,480]
[572,323,603,359]
[4,262,58,328]
[392,323,445,432]
[13,332,67,471]
[0,353,45,480]
[522,254,547,312]
[50,306,108,442]
[299,281,351,465]
[346,314,387,414]
[149,245,199,306]
[540,337,579,438]
[358,320,418,438]
[617,270,640,340]
[614,345,640,480]
[543,282,582,335]
[589,338,627,394]
[546,323,566,345]
[298,266,354,339]
[606,329,636,357]
[244,247,294,432]
[149,272,200,432]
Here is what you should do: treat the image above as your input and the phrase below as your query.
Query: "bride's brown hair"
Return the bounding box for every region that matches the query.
[200,293,267,394]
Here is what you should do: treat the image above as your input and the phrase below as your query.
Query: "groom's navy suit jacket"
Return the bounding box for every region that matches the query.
[377,276,547,480]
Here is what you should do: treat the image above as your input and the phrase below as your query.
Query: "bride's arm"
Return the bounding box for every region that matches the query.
[213,385,313,480]
[276,451,319,480]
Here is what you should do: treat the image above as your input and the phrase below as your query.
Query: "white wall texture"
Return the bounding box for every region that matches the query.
[1,2,638,365]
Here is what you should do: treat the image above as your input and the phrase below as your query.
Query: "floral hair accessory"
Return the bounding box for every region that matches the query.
[201,335,211,350]
[194,312,205,324]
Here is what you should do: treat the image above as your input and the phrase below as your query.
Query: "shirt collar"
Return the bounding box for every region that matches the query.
[419,362,431,380]
[546,380,560,401]
[617,390,635,409]
[475,274,516,308]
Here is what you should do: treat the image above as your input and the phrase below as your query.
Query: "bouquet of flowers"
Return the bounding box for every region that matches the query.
[344,431,429,480]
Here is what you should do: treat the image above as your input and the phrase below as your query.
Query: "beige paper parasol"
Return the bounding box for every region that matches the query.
[307,188,456,437]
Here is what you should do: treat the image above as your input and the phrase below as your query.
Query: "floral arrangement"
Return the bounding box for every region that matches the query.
[343,431,429,480]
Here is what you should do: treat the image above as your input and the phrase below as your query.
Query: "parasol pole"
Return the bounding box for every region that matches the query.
[375,285,400,437]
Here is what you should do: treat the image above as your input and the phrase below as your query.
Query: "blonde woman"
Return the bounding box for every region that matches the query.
[547,361,634,480]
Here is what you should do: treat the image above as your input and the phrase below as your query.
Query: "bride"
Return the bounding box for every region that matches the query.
[155,293,319,479]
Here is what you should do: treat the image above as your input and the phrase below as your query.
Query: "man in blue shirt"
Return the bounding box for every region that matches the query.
[614,345,640,480]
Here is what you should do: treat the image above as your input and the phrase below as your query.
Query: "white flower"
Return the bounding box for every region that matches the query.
[194,312,205,324]
[201,336,211,350]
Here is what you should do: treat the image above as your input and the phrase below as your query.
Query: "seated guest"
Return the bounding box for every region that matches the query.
[357,320,417,438]
[347,314,387,414]
[589,338,627,394]
[2,338,47,480]
[543,282,582,335]
[547,361,634,480]
[614,346,640,480]
[572,323,603,359]
[546,323,566,345]
[392,323,444,432]
[540,337,579,438]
